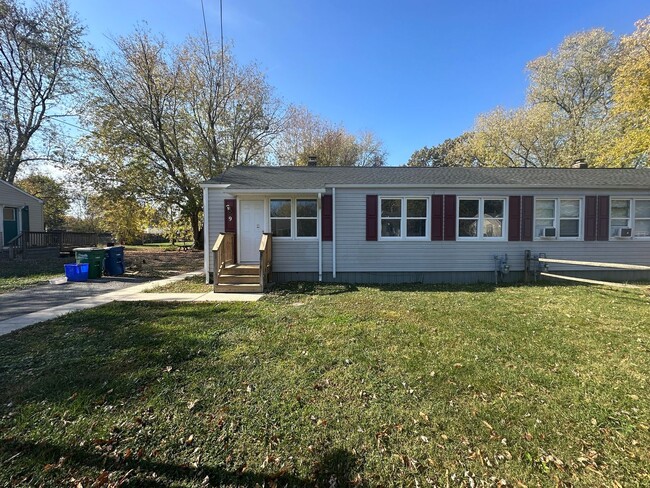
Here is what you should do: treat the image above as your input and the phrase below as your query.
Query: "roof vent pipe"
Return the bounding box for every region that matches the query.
[572,159,588,169]
[307,156,318,167]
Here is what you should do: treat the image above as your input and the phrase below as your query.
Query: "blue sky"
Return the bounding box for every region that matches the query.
[68,0,649,166]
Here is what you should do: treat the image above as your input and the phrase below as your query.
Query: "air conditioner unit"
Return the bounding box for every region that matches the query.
[616,227,632,238]
[541,227,557,238]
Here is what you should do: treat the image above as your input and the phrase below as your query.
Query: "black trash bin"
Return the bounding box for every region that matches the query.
[104,246,125,276]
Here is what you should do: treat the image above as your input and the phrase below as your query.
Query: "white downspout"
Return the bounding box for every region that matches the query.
[203,186,210,284]
[332,187,336,279]
[318,192,322,281]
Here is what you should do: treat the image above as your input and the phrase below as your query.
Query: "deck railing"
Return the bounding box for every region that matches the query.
[212,232,235,290]
[6,230,98,257]
[259,233,272,290]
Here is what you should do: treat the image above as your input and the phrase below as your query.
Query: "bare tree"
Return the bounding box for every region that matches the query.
[0,0,83,182]
[81,29,285,247]
[274,105,387,166]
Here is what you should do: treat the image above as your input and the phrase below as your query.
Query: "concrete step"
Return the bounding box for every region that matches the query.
[215,283,262,293]
[219,274,259,284]
[223,264,260,276]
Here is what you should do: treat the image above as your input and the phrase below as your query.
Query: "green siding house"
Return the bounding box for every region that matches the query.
[0,180,44,248]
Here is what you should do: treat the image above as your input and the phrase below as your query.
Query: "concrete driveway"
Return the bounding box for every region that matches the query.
[0,276,151,322]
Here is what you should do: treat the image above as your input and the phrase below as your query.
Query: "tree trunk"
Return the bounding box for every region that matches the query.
[189,211,202,249]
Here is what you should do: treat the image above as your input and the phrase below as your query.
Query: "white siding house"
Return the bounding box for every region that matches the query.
[0,180,44,248]
[202,166,650,285]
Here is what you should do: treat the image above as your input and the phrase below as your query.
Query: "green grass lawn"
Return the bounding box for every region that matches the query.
[146,274,210,293]
[1,283,649,486]
[0,257,74,294]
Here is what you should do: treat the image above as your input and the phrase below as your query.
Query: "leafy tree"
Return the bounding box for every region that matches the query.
[86,192,156,245]
[0,0,84,182]
[406,134,473,167]
[469,105,566,167]
[526,28,618,165]
[15,173,69,229]
[80,29,284,248]
[600,17,650,167]
[446,28,619,168]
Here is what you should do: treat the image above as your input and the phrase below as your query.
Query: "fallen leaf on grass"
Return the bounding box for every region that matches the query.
[91,470,110,487]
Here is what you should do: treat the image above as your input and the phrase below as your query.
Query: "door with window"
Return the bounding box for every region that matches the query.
[3,207,18,244]
[239,200,265,263]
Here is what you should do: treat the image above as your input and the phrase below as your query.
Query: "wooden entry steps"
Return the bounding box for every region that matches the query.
[212,231,272,293]
[215,264,262,293]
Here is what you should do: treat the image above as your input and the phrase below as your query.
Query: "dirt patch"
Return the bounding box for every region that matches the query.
[123,247,204,279]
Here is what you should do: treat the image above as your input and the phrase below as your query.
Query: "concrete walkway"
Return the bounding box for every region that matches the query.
[0,271,262,336]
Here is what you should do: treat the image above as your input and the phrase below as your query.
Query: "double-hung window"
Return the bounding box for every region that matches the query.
[380,197,428,239]
[296,199,317,238]
[635,200,650,237]
[270,198,318,239]
[457,198,505,240]
[270,199,292,237]
[534,198,581,239]
[611,199,650,238]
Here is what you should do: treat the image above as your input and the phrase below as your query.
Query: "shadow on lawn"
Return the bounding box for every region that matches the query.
[268,282,358,296]
[368,282,499,293]
[1,438,359,487]
[0,302,243,408]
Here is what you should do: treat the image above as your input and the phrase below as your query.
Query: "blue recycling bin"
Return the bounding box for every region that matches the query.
[104,246,125,276]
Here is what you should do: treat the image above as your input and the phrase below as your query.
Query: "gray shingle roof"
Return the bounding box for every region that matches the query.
[203,166,650,190]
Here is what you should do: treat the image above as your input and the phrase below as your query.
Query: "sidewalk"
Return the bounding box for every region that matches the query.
[0,271,262,336]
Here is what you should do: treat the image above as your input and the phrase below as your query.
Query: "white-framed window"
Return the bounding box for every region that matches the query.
[534,198,582,239]
[635,200,650,237]
[270,199,292,237]
[610,198,650,238]
[457,197,506,240]
[379,197,428,239]
[269,198,318,239]
[296,199,317,238]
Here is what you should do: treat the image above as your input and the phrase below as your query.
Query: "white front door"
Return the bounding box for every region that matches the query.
[239,200,265,263]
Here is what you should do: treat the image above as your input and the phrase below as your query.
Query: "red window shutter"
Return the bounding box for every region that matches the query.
[508,196,521,241]
[321,195,333,241]
[224,199,236,233]
[521,196,534,241]
[431,195,443,241]
[584,196,597,241]
[366,195,378,241]
[597,195,610,241]
[443,195,456,241]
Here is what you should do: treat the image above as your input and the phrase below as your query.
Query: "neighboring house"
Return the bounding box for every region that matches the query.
[0,180,44,248]
[201,166,650,285]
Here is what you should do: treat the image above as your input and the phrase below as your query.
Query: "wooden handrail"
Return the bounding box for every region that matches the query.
[259,233,272,291]
[212,232,235,290]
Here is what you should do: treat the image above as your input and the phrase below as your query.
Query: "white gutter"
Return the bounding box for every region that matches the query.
[203,186,210,284]
[332,187,336,279]
[200,183,230,189]
[318,192,322,282]
[323,183,650,190]
[221,188,326,194]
